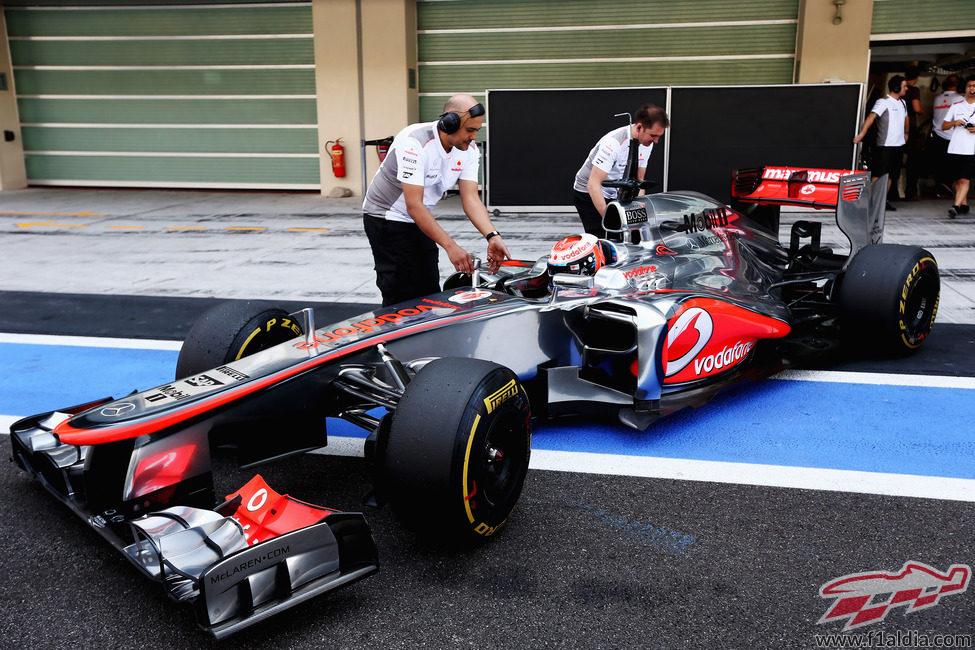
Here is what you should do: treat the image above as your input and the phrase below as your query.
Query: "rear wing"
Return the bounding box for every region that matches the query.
[732,166,864,209]
[732,166,886,259]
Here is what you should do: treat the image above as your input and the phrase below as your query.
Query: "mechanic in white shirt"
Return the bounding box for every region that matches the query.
[941,75,975,218]
[362,93,510,306]
[853,75,909,210]
[572,104,669,236]
[930,75,964,196]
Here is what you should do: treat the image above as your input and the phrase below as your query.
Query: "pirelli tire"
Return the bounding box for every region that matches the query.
[839,244,940,355]
[382,357,532,544]
[176,300,304,379]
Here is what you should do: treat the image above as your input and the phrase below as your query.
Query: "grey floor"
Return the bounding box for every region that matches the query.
[1,187,972,323]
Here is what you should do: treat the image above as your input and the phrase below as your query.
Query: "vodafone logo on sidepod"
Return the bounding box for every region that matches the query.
[665,307,713,377]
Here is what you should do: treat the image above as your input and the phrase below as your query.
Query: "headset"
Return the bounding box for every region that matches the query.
[437,102,485,134]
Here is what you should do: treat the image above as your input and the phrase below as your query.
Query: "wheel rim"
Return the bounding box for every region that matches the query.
[477,410,528,509]
[901,271,938,337]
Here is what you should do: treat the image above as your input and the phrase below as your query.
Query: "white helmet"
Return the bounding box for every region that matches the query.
[547,234,606,276]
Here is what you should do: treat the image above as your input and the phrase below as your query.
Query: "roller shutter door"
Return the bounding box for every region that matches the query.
[871,0,975,36]
[5,3,319,189]
[417,0,799,128]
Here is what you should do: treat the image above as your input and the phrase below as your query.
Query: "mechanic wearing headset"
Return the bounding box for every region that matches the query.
[853,75,909,211]
[362,93,510,306]
[572,104,670,237]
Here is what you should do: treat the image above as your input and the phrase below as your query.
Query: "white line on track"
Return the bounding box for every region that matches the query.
[3,426,970,503]
[528,450,975,503]
[4,334,974,501]
[774,368,975,390]
[313,439,975,503]
[4,333,973,389]
[0,332,182,351]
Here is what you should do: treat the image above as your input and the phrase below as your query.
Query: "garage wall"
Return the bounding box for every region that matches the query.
[416,0,801,129]
[871,0,975,35]
[4,3,320,189]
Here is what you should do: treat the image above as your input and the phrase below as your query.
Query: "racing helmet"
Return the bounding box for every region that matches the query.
[547,233,606,276]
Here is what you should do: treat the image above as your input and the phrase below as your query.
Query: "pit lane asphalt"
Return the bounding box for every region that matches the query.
[1,189,973,648]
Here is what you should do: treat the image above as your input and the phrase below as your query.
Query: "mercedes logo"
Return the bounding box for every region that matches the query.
[100,402,136,417]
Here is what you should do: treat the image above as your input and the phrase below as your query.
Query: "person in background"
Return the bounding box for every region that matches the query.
[572,104,670,236]
[930,75,964,197]
[941,76,975,219]
[362,93,510,306]
[903,66,925,201]
[853,75,909,212]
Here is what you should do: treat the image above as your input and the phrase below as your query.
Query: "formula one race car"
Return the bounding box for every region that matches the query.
[10,162,939,638]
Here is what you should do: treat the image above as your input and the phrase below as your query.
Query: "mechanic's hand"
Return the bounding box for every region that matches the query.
[447,242,474,275]
[486,237,510,274]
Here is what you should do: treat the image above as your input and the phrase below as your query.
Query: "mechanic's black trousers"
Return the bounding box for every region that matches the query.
[363,214,440,306]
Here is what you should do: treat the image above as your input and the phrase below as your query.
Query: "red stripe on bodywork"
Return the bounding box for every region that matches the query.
[55,304,510,445]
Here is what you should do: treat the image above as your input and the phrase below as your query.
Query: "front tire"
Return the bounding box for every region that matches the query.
[382,357,532,543]
[175,300,303,379]
[839,244,939,355]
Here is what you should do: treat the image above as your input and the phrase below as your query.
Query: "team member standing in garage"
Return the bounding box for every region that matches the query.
[942,75,975,219]
[853,75,909,212]
[572,104,670,237]
[362,93,510,306]
[930,75,964,197]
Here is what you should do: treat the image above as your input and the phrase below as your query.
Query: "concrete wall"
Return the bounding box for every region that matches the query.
[0,10,27,191]
[312,0,417,198]
[361,0,418,186]
[795,0,874,84]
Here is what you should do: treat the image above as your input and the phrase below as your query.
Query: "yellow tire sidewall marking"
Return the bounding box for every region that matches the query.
[462,413,481,524]
[235,326,264,360]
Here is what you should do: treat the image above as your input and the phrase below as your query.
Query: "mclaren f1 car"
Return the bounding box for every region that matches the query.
[10,160,939,638]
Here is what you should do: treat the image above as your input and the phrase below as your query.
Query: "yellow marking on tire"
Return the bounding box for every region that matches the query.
[235,327,263,360]
[483,379,517,414]
[462,413,481,524]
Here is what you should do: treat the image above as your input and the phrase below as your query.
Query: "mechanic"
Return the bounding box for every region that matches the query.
[941,75,975,219]
[903,66,924,201]
[853,75,909,211]
[572,104,670,237]
[930,75,964,197]
[362,93,510,306]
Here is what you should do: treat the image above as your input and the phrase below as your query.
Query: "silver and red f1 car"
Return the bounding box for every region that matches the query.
[10,162,939,638]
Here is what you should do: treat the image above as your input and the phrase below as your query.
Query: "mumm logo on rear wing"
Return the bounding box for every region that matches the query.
[731,166,865,210]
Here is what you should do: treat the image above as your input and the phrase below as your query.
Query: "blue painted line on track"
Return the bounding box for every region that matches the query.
[0,342,176,416]
[2,341,972,482]
[532,379,975,479]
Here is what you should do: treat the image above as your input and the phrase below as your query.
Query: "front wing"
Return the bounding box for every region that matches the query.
[10,403,378,639]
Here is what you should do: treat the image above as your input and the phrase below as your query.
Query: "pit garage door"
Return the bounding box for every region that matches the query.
[4,3,319,189]
[416,0,800,126]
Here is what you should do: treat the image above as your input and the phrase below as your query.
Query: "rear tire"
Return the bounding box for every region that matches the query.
[175,301,303,379]
[839,244,939,355]
[382,357,531,543]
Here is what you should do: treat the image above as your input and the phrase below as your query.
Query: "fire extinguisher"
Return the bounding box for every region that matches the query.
[325,138,346,178]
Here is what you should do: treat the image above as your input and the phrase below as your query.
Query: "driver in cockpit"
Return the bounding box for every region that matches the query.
[547,233,618,277]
